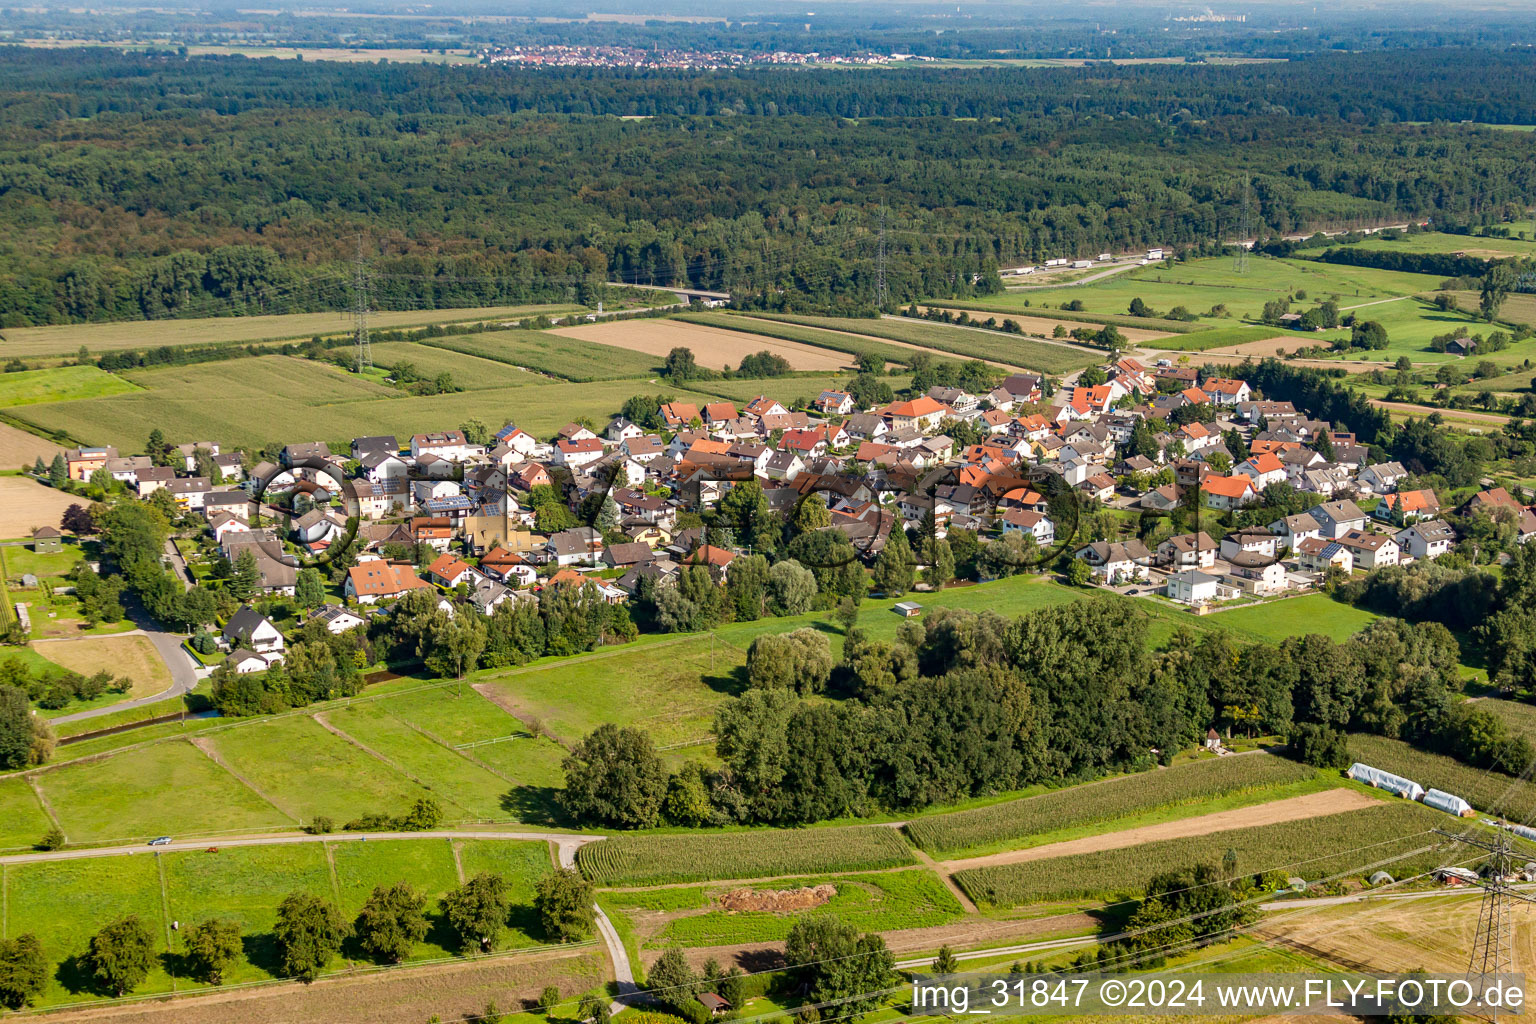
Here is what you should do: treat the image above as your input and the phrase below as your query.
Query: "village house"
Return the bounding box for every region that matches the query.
[881,396,950,433]
[222,606,285,653]
[1224,551,1288,596]
[66,445,116,481]
[1219,527,1280,561]
[1158,532,1217,569]
[1166,568,1223,606]
[1337,529,1401,570]
[411,430,475,461]
[1375,488,1440,524]
[346,561,432,604]
[1201,475,1256,510]
[311,604,367,634]
[1074,539,1153,584]
[1296,536,1354,574]
[1201,377,1252,405]
[425,552,476,588]
[998,508,1055,546]
[1270,512,1324,553]
[1309,499,1369,539]
[1358,461,1408,494]
[1396,520,1456,561]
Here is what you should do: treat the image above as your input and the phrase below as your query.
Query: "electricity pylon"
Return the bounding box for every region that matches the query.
[1234,176,1251,274]
[353,234,372,373]
[1433,828,1536,1024]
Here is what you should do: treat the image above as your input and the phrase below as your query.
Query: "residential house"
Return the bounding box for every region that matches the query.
[660,402,700,428]
[1235,452,1287,490]
[1201,378,1252,405]
[882,396,950,433]
[1337,529,1400,570]
[1270,513,1324,553]
[1309,500,1369,539]
[1358,461,1409,494]
[282,441,331,467]
[227,648,278,674]
[311,604,366,634]
[928,386,978,413]
[1219,527,1280,561]
[1167,569,1223,605]
[1224,551,1288,596]
[1140,484,1182,513]
[346,561,432,603]
[1296,536,1354,574]
[351,435,398,461]
[999,373,1044,403]
[411,517,454,553]
[1375,489,1441,524]
[606,416,645,443]
[998,508,1055,546]
[703,402,739,427]
[1074,540,1153,583]
[411,431,474,461]
[1201,475,1256,510]
[547,527,604,567]
[31,526,62,554]
[555,437,606,470]
[426,552,476,588]
[105,455,153,485]
[1158,532,1218,569]
[222,607,285,653]
[165,477,213,511]
[66,446,117,481]
[135,466,176,497]
[816,390,855,416]
[1397,520,1456,561]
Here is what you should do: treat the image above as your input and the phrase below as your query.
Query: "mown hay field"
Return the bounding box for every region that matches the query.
[675,312,920,367]
[578,825,917,887]
[551,318,854,372]
[953,801,1444,905]
[35,634,172,703]
[905,754,1319,858]
[0,304,582,359]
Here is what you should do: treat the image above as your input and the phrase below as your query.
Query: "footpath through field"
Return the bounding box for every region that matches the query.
[937,789,1379,872]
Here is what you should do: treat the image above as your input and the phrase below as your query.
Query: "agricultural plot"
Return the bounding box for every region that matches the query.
[456,838,557,947]
[331,838,464,959]
[578,824,916,887]
[1444,290,1536,328]
[1346,732,1536,822]
[604,868,964,949]
[371,686,567,796]
[0,304,582,360]
[12,354,720,450]
[475,632,746,752]
[367,342,543,388]
[162,843,336,984]
[423,330,660,381]
[953,802,1443,905]
[0,776,54,850]
[550,319,854,372]
[199,714,438,826]
[905,755,1320,858]
[320,702,518,819]
[676,312,919,367]
[0,476,79,538]
[0,365,140,406]
[35,737,292,842]
[3,855,172,1004]
[752,314,1099,374]
[0,420,62,468]
[1347,231,1536,259]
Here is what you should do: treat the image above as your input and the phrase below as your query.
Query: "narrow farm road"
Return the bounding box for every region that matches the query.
[555,837,644,1012]
[40,627,203,725]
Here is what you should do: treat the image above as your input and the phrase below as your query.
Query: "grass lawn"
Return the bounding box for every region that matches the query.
[161,843,336,984]
[0,540,87,579]
[366,341,544,388]
[0,365,140,406]
[330,838,464,960]
[3,855,172,1005]
[34,738,293,842]
[0,776,53,850]
[201,714,437,827]
[423,330,661,382]
[1198,594,1381,644]
[1346,230,1536,259]
[320,702,518,819]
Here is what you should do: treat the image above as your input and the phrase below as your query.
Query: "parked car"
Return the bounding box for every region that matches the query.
[148,836,173,846]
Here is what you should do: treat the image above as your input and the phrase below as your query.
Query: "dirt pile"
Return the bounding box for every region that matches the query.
[716,884,837,913]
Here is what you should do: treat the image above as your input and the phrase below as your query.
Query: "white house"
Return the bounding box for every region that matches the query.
[1166,569,1222,606]
[1296,536,1354,574]
[312,604,366,634]
[1235,452,1287,490]
[1396,520,1455,561]
[1337,529,1400,570]
[1358,461,1408,494]
[1219,527,1280,562]
[1270,512,1324,553]
[411,430,474,461]
[1075,540,1153,584]
[1158,532,1217,569]
[222,607,285,654]
[228,648,280,674]
[1308,500,1369,539]
[555,438,606,470]
[999,508,1055,546]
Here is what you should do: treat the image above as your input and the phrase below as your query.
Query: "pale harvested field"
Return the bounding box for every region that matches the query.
[1,304,580,360]
[1202,335,1313,358]
[940,789,1379,872]
[550,319,852,371]
[35,635,171,697]
[35,945,607,1024]
[1253,894,1501,977]
[0,421,62,467]
[0,476,77,539]
[918,307,1175,344]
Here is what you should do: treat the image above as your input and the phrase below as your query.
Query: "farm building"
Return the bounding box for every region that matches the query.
[1346,763,1425,801]
[894,601,923,617]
